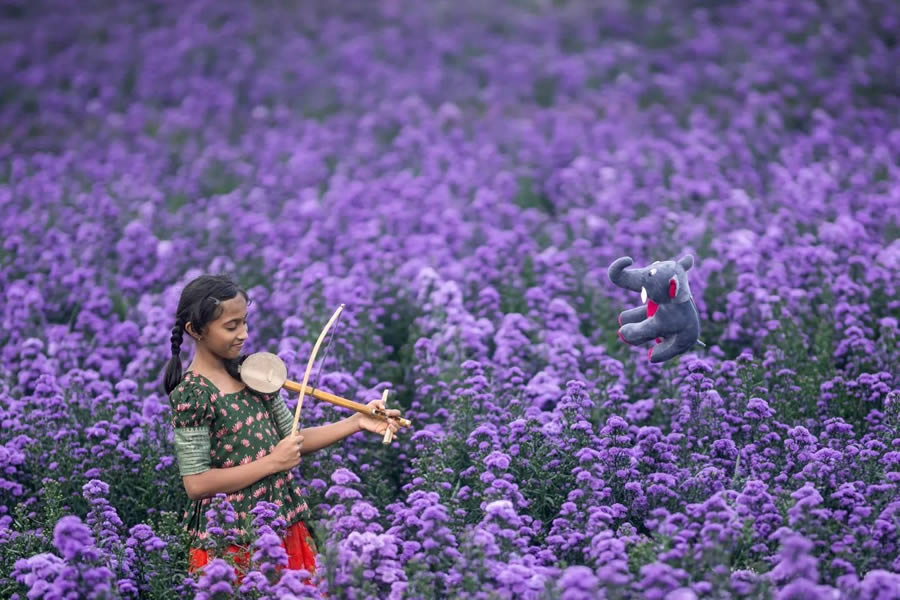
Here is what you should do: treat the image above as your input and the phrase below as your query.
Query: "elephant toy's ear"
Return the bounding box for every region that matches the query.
[669,277,678,298]
[678,255,694,271]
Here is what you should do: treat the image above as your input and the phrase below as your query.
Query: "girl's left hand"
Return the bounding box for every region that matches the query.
[356,398,402,436]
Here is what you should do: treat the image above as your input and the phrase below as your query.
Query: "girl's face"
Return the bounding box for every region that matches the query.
[191,295,249,360]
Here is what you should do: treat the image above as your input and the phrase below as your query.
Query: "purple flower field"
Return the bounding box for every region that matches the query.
[2,0,899,598]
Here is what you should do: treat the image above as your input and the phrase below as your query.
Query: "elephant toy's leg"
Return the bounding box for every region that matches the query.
[619,318,662,346]
[648,335,693,363]
[618,305,648,326]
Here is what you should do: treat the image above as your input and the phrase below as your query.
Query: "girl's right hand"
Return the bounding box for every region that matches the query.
[267,433,304,473]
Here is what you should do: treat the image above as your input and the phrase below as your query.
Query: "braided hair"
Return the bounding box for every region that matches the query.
[163,274,250,395]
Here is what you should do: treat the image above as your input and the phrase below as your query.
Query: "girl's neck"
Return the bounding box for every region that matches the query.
[188,346,227,376]
[188,347,245,394]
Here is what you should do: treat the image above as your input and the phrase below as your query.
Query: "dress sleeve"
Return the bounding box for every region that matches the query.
[169,384,214,477]
[267,391,294,440]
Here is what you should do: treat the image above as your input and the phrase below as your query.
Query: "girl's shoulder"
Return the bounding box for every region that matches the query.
[168,372,215,404]
[169,372,219,427]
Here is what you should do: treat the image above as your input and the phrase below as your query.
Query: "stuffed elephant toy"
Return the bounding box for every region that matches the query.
[608,255,704,363]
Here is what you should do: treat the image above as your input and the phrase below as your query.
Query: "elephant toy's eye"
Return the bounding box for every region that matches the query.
[649,268,657,276]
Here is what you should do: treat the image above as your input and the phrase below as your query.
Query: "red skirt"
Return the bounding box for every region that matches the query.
[188,520,317,577]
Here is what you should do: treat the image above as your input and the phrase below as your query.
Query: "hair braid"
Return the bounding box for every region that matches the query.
[170,316,186,357]
[164,316,187,395]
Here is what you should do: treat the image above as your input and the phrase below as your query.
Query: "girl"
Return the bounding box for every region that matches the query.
[163,274,400,574]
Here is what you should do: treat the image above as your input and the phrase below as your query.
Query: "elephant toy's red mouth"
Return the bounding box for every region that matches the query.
[647,299,661,344]
[641,286,659,317]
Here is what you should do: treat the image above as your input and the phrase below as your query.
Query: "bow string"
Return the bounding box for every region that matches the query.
[290,304,345,435]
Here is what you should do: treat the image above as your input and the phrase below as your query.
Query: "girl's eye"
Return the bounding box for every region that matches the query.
[226,320,248,331]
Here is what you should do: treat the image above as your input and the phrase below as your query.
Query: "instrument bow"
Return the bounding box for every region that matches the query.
[291,304,345,435]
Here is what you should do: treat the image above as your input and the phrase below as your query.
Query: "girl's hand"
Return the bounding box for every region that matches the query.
[267,432,304,473]
[356,398,402,437]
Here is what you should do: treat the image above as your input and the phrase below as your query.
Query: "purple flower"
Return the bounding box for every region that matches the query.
[769,530,820,586]
[194,558,237,600]
[250,501,288,537]
[484,451,511,470]
[251,530,288,575]
[855,570,900,600]
[331,468,362,486]
[12,553,65,594]
[53,516,96,562]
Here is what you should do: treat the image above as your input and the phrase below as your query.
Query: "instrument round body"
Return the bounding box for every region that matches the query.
[240,352,289,394]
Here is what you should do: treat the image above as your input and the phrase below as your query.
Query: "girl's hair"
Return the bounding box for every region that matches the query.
[163,274,250,395]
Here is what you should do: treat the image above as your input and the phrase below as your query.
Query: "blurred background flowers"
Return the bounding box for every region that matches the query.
[1,0,898,597]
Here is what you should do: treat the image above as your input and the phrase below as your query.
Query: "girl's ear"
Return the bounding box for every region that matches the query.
[185,322,201,340]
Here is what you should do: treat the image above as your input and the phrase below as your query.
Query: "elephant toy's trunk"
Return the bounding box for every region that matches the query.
[608,258,643,292]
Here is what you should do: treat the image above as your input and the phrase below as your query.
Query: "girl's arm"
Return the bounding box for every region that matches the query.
[299,414,361,455]
[182,433,304,500]
[182,459,276,501]
[297,397,404,455]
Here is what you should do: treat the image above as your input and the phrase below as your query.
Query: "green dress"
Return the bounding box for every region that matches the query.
[168,371,311,543]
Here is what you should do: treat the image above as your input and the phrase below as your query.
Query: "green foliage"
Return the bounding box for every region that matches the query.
[0,502,55,599]
[533,76,558,108]
[513,176,556,216]
[627,537,660,577]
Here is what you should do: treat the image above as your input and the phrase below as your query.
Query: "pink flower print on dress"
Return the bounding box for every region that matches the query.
[245,415,255,426]
[223,459,234,467]
[224,444,233,453]
[210,394,218,403]
[242,399,249,407]
[241,439,250,447]
[175,402,191,412]
[219,408,227,417]
[255,448,267,460]
[286,504,308,522]
[232,421,243,433]
[256,411,264,421]
[231,403,240,411]
[215,428,227,438]
[274,477,284,489]
[255,432,264,440]
[253,485,268,498]
[240,456,252,465]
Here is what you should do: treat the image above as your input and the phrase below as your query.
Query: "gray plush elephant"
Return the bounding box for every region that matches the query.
[608,255,704,363]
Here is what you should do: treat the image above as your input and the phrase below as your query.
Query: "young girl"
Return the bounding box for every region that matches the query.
[163,274,400,574]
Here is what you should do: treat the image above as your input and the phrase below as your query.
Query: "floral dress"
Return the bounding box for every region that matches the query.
[168,371,317,571]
